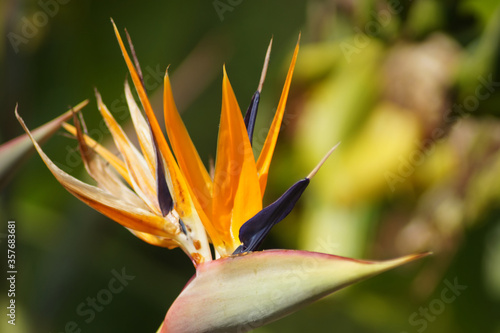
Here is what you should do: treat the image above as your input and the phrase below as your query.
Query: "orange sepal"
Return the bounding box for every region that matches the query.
[212,68,262,251]
[256,37,300,196]
[16,110,177,239]
[163,72,213,217]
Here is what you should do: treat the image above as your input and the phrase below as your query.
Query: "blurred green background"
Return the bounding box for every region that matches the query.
[1,0,500,332]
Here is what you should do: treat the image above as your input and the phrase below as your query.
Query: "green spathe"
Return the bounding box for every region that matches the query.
[163,249,429,333]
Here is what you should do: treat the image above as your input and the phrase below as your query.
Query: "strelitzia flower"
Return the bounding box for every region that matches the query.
[16,20,429,333]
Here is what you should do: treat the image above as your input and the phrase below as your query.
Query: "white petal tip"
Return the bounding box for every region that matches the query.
[307,141,341,179]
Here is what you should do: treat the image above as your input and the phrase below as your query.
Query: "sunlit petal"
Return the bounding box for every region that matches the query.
[96,91,161,215]
[111,18,175,174]
[163,71,213,215]
[212,68,262,251]
[71,112,149,210]
[16,111,178,239]
[112,20,208,250]
[125,80,156,174]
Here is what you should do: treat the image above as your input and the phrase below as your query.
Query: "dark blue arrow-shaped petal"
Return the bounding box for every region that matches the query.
[234,178,309,254]
[149,124,174,216]
[243,91,260,145]
[233,143,340,254]
[243,39,272,145]
[153,135,174,216]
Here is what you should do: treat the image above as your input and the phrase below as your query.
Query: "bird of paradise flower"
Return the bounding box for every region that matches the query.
[16,19,429,333]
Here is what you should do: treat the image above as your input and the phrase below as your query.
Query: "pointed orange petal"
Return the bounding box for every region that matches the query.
[213,68,262,251]
[256,37,299,196]
[16,112,177,238]
[111,19,171,167]
[112,21,212,259]
[231,157,262,243]
[163,71,212,217]
[111,20,189,220]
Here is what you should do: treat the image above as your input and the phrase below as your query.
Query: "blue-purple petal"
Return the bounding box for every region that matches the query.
[235,178,310,254]
[152,133,174,216]
[243,91,260,145]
